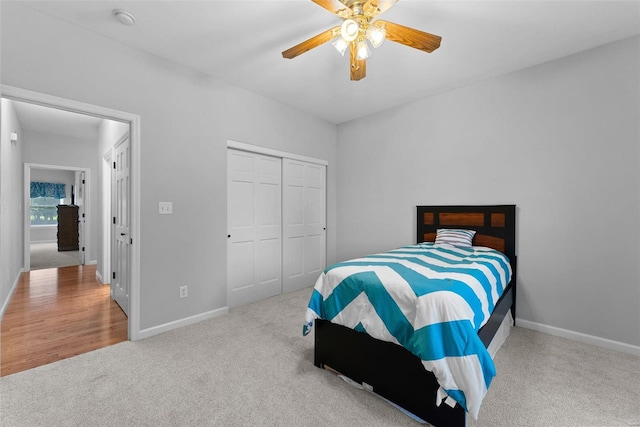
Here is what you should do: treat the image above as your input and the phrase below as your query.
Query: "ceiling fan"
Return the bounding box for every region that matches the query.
[282,0,442,81]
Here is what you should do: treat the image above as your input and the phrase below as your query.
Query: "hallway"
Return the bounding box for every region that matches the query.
[1,265,128,376]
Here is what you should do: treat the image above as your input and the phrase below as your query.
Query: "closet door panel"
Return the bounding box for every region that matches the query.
[283,159,326,293]
[227,149,282,307]
[287,236,305,278]
[306,234,325,275]
[229,241,254,291]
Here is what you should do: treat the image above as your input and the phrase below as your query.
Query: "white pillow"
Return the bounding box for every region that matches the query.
[434,229,476,248]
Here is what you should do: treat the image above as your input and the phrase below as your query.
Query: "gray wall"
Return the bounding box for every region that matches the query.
[336,36,640,347]
[0,99,24,313]
[0,3,338,331]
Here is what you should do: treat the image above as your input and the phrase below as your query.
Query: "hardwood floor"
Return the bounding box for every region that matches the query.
[0,265,128,377]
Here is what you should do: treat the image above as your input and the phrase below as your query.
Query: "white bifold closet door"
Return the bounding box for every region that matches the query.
[282,159,326,293]
[227,149,282,308]
[227,148,326,308]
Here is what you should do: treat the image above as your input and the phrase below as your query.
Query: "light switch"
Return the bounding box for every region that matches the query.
[159,202,173,215]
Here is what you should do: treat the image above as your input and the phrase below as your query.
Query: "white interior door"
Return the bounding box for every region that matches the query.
[227,149,282,308]
[75,171,86,264]
[112,136,130,316]
[282,159,326,293]
[102,151,112,283]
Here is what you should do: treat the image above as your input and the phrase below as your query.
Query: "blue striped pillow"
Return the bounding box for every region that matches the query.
[435,229,476,248]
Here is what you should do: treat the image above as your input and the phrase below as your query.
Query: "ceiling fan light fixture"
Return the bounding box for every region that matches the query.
[281,0,442,81]
[366,24,386,48]
[332,38,350,56]
[356,40,372,60]
[340,19,359,42]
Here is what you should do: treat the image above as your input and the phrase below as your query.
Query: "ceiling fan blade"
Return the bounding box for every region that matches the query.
[311,0,351,15]
[376,20,442,53]
[363,0,399,19]
[282,26,340,59]
[349,42,366,81]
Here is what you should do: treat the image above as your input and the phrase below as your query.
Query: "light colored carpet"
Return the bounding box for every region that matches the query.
[30,242,80,270]
[0,287,638,427]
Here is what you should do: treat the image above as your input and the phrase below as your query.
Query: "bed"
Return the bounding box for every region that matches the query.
[305,205,516,426]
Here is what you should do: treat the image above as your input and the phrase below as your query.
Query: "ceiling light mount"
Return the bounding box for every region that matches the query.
[113,9,136,26]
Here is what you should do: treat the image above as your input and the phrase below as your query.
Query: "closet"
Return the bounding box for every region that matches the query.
[227,146,326,308]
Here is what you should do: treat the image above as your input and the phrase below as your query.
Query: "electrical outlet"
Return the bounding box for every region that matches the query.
[179,285,188,298]
[159,202,173,215]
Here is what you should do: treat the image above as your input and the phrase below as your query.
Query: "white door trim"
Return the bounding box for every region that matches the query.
[75,170,86,265]
[100,148,113,285]
[227,140,328,167]
[3,84,142,341]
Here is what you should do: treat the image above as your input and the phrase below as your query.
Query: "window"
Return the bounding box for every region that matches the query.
[30,182,67,226]
[30,197,63,225]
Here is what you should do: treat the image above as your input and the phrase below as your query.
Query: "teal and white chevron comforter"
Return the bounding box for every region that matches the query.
[303,243,512,419]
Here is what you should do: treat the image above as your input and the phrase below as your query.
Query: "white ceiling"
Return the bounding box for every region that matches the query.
[10,0,640,125]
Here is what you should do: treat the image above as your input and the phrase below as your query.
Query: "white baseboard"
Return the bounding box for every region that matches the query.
[517,319,640,357]
[0,268,24,319]
[96,270,105,285]
[86,260,97,266]
[136,307,228,341]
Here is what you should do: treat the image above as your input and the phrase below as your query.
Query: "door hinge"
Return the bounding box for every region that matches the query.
[113,217,116,224]
[113,162,116,169]
[112,272,116,280]
[82,247,85,252]
[82,179,85,184]
[130,238,133,245]
[82,213,85,218]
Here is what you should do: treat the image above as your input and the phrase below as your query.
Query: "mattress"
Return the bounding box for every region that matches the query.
[304,243,513,418]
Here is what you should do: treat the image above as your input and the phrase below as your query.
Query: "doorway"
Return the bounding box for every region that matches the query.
[1,84,142,340]
[26,164,89,270]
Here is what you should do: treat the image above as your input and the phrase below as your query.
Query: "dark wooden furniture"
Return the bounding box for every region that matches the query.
[314,205,517,427]
[57,205,79,251]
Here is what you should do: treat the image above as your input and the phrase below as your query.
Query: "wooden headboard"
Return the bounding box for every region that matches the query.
[416,205,516,263]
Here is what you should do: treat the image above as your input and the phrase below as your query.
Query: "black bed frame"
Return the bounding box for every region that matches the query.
[313,205,517,426]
